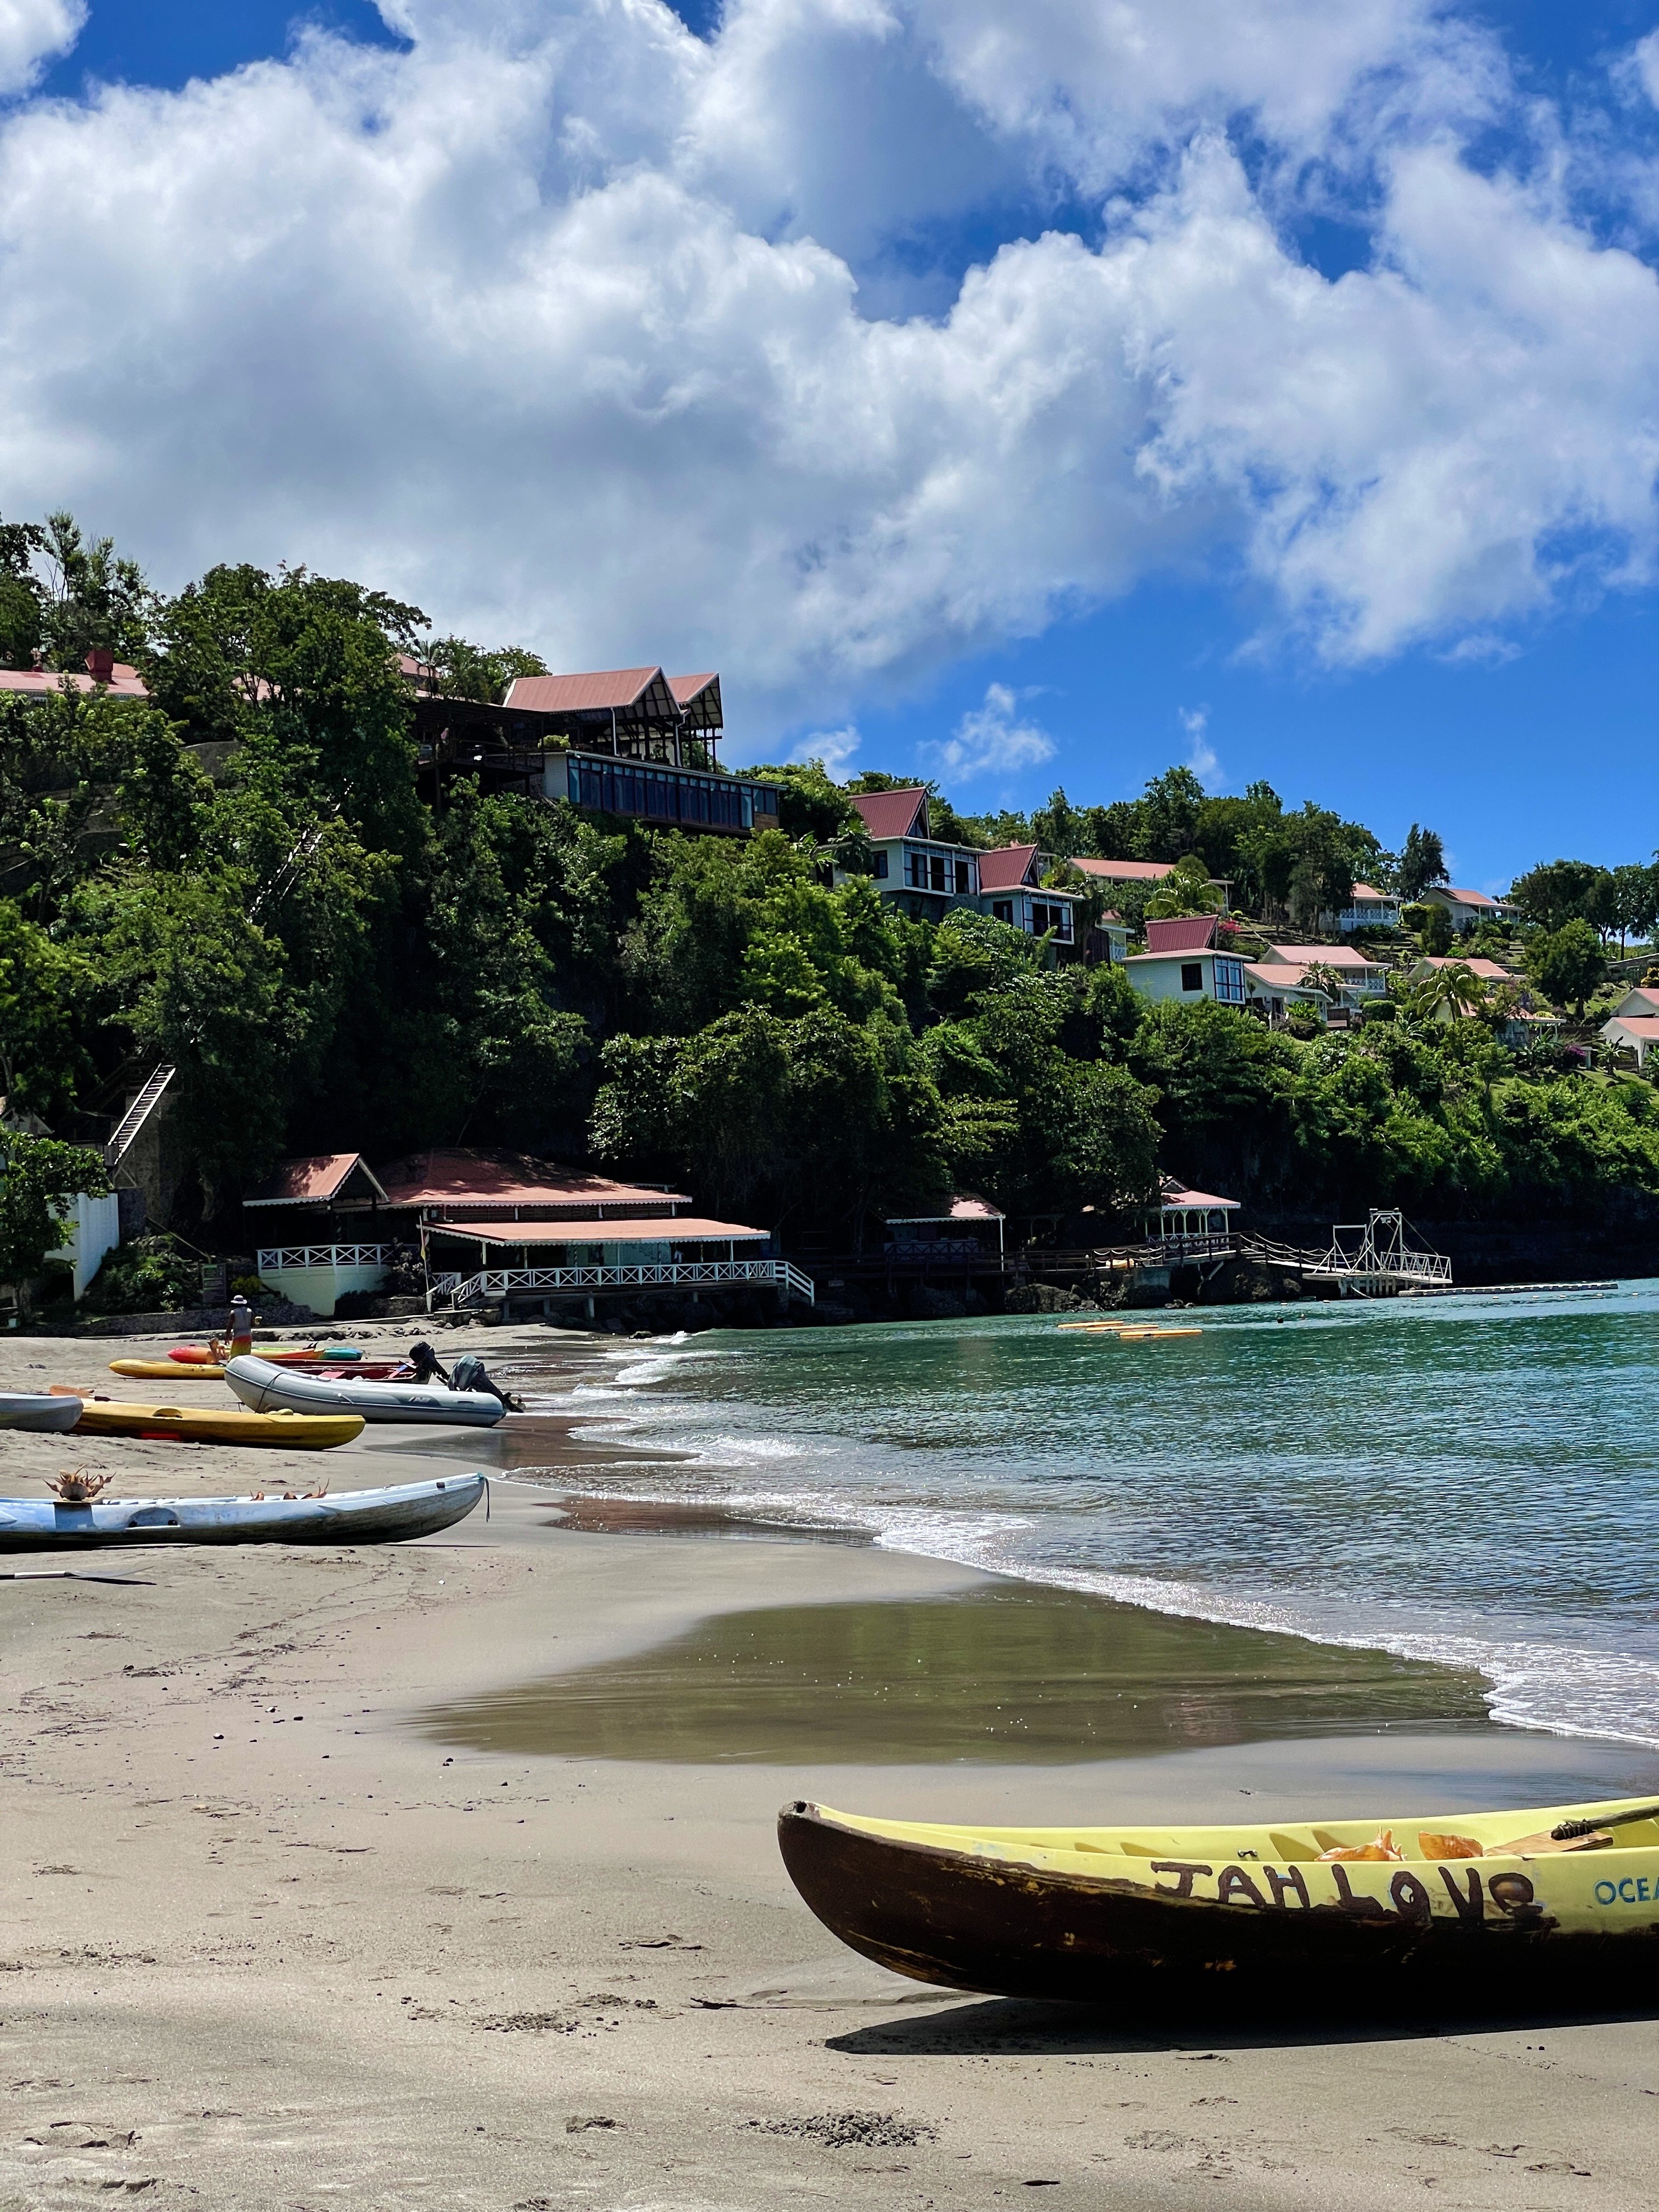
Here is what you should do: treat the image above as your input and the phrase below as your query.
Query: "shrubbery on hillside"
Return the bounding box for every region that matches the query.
[4,517,1658,1243]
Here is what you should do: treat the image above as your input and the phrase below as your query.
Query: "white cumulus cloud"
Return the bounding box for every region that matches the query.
[0,0,1651,739]
[787,723,861,772]
[928,682,1056,780]
[0,0,83,95]
[1178,706,1219,785]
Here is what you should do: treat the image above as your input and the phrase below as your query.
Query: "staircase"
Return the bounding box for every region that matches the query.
[105,1065,175,1169]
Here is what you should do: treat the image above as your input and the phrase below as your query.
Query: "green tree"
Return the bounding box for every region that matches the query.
[0,899,87,1118]
[1609,862,1659,952]
[35,511,155,671]
[414,637,546,703]
[1139,766,1206,860]
[1414,901,1454,955]
[1408,960,1488,1025]
[731,759,864,844]
[0,514,45,670]
[1509,859,1609,934]
[0,1128,109,1288]
[1526,918,1605,1014]
[1397,825,1449,901]
[1146,853,1222,919]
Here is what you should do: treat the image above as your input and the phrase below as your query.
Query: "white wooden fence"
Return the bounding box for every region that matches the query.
[438,1257,815,1309]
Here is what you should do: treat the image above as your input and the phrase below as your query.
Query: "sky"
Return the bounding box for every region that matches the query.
[2,4,1657,888]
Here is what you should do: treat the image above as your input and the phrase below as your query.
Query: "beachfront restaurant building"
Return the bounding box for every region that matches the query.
[883,1193,1007,1266]
[242,1146,812,1317]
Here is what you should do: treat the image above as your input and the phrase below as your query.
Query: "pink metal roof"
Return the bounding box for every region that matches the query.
[427,1216,767,1244]
[502,667,664,714]
[1158,1177,1240,1210]
[244,1153,387,1207]
[1243,962,1325,992]
[0,662,148,698]
[1419,956,1513,981]
[849,788,928,840]
[377,1150,690,1211]
[1604,1017,1659,1039]
[1264,944,1380,968]
[1349,883,1394,902]
[1435,885,1503,908]
[886,1192,1005,1224]
[1144,916,1218,955]
[1069,857,1173,882]
[977,844,1041,893]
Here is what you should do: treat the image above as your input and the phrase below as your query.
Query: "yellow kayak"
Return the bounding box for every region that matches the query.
[110,1358,227,1381]
[1119,1327,1202,1340]
[780,1794,1659,2016]
[55,1393,362,1449]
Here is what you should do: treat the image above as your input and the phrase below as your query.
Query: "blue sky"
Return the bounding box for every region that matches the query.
[7,2,1659,888]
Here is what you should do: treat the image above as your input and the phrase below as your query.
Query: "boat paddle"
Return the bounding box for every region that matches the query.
[1,1569,156,1587]
[1497,1803,1659,1854]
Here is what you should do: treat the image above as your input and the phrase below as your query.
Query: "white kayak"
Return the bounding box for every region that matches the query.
[225,1353,506,1427]
[0,1392,83,1433]
[0,1473,486,1550]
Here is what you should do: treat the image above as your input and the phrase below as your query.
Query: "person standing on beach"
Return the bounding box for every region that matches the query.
[227,1294,255,1357]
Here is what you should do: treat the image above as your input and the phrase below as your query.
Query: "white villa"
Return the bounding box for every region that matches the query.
[1123,918,1332,1026]
[838,788,1094,952]
[1601,988,1659,1068]
[1338,883,1402,932]
[1424,885,1517,933]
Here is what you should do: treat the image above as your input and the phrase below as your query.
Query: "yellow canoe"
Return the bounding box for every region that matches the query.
[109,1358,227,1382]
[1119,1327,1202,1340]
[55,1395,363,1449]
[780,1793,1659,2016]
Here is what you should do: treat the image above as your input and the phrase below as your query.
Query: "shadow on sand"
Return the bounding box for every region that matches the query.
[824,1990,1659,2057]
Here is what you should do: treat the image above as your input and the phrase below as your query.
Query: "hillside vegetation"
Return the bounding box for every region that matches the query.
[3,521,1658,1249]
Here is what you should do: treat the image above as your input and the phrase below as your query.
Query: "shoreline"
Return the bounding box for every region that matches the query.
[5,1325,1659,2203]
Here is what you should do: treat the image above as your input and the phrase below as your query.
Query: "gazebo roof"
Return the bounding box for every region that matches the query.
[1156,1177,1239,1211]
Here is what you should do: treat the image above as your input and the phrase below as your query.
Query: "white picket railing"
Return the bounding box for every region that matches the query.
[439,1258,815,1308]
[257,1245,391,1271]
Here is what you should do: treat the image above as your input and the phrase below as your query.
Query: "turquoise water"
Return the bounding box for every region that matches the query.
[521,1285,1659,1748]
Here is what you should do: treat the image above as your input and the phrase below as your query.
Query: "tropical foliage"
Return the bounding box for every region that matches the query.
[3,512,1658,1251]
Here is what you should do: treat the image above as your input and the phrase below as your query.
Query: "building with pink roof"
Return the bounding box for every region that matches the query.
[1423,884,1517,932]
[836,795,1109,955]
[0,651,149,699]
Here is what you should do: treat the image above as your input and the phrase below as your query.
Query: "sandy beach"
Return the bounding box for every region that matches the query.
[5,1324,1659,2209]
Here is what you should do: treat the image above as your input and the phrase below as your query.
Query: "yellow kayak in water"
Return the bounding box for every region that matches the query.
[53,1392,362,1449]
[109,1358,227,1381]
[779,1795,1659,2016]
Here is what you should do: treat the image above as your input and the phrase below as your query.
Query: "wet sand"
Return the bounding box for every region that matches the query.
[420,1582,1494,1764]
[4,1324,1659,2208]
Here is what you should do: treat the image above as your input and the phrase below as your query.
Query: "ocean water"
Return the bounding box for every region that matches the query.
[515,1284,1659,1751]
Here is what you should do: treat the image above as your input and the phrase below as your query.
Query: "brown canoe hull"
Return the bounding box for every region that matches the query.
[776,1803,1659,2018]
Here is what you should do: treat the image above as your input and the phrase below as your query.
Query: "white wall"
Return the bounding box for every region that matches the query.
[48,1189,122,1302]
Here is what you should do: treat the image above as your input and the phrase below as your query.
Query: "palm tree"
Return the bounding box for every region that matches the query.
[1300,960,1348,1006]
[1408,961,1488,1026]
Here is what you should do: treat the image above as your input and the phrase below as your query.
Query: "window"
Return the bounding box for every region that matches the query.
[567,757,753,828]
[1031,900,1071,939]
[872,851,889,879]
[929,855,946,891]
[992,900,1013,924]
[1215,957,1244,1003]
[906,850,927,888]
[1181,962,1203,992]
[955,860,970,894]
